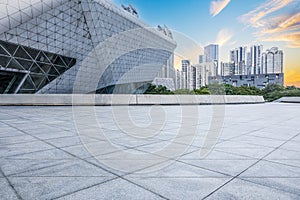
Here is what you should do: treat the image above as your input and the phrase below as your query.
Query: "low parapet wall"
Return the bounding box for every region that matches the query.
[276,97,300,103]
[0,94,265,106]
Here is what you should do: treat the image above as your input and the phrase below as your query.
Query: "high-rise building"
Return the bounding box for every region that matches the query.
[221,62,235,76]
[229,46,247,75]
[199,55,205,64]
[250,45,263,75]
[204,44,219,62]
[219,45,284,88]
[181,60,190,89]
[246,52,252,75]
[175,69,182,89]
[262,47,283,74]
[0,0,176,94]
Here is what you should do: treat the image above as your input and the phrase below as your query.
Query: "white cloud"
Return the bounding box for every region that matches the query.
[239,0,293,27]
[215,28,234,46]
[239,0,300,47]
[210,0,231,17]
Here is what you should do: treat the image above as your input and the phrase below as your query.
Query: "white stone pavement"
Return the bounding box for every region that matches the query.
[0,103,299,199]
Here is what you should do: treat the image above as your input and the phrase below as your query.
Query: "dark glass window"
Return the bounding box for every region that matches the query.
[0,70,25,94]
[0,40,76,94]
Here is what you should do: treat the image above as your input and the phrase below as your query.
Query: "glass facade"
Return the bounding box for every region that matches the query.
[0,0,176,94]
[0,40,76,93]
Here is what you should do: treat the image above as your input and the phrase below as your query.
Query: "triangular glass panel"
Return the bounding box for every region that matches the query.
[30,63,44,74]
[48,65,60,76]
[14,46,32,59]
[20,76,36,90]
[54,65,67,74]
[15,58,33,70]
[36,77,48,90]
[30,74,45,89]
[0,45,9,56]
[47,75,57,82]
[23,46,40,60]
[53,55,65,66]
[0,40,18,55]
[43,52,56,63]
[0,55,11,68]
[61,56,72,66]
[37,62,52,74]
[36,51,50,63]
[7,58,25,70]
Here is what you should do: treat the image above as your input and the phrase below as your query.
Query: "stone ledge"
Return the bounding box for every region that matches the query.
[276,97,300,103]
[0,94,265,106]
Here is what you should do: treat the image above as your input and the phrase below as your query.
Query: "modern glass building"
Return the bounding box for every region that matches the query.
[0,0,176,94]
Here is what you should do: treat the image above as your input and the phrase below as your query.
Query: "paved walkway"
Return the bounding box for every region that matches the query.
[0,103,299,199]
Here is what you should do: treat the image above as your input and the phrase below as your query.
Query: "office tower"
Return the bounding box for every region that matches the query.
[229,46,247,75]
[250,45,263,75]
[246,52,252,75]
[204,44,219,62]
[262,47,284,74]
[195,64,207,89]
[199,55,205,64]
[221,62,234,76]
[182,60,190,89]
[175,69,181,89]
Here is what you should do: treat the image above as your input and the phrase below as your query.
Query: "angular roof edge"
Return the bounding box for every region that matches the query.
[0,0,176,45]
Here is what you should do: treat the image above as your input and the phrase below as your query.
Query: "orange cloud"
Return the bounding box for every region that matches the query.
[210,0,231,17]
[239,0,293,28]
[215,28,234,47]
[255,12,300,36]
[239,0,300,48]
[260,32,300,48]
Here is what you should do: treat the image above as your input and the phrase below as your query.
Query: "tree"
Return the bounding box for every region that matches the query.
[207,83,226,95]
[173,89,194,94]
[194,88,211,95]
[145,84,174,95]
[224,84,236,95]
[262,84,285,94]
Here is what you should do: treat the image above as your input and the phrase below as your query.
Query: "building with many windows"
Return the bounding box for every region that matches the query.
[250,45,263,75]
[204,44,219,63]
[230,46,247,75]
[0,0,176,94]
[262,47,283,74]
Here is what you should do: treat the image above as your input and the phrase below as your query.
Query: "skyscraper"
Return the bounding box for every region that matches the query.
[204,44,219,62]
[229,46,247,75]
[181,60,190,89]
[199,55,205,64]
[246,52,252,75]
[262,47,283,74]
[221,62,235,76]
[250,45,263,75]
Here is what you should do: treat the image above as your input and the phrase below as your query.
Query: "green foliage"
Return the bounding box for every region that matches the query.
[263,86,300,102]
[194,88,211,95]
[262,84,285,94]
[145,84,174,95]
[207,83,226,95]
[173,89,194,94]
[235,86,263,96]
[224,84,236,95]
[144,83,300,102]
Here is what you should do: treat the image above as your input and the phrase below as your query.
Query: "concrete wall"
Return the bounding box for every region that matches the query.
[0,94,265,106]
[276,97,300,103]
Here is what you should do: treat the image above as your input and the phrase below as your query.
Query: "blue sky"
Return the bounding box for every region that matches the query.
[113,0,300,86]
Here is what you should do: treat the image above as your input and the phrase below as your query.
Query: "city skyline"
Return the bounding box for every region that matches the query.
[113,0,300,86]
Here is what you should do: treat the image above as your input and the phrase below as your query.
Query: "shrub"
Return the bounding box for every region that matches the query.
[145,84,174,95]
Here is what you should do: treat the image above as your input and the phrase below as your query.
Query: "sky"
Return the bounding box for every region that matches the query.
[113,0,300,86]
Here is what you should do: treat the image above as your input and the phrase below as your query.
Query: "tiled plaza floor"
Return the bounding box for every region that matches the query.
[0,103,299,199]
